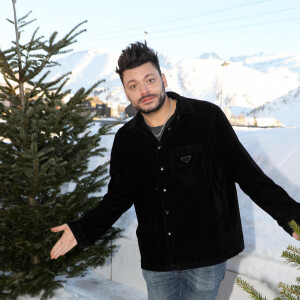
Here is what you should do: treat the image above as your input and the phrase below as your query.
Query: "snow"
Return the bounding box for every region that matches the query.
[18,269,147,300]
[232,127,300,285]
[248,87,300,127]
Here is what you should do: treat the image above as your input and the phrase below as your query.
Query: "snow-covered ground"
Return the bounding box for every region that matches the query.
[17,121,300,300]
[18,269,147,300]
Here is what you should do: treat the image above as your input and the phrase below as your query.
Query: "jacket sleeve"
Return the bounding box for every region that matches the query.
[213,105,300,235]
[68,129,133,245]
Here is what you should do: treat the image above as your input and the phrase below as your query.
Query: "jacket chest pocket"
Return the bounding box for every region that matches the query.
[170,143,206,188]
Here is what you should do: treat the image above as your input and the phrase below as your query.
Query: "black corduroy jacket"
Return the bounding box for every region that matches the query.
[68,91,300,271]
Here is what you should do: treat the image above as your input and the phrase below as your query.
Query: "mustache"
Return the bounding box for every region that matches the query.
[138,94,157,103]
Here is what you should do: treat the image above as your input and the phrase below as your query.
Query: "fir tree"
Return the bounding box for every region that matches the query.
[236,221,300,300]
[0,1,121,299]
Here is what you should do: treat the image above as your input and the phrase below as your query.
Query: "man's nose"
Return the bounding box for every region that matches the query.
[140,83,150,96]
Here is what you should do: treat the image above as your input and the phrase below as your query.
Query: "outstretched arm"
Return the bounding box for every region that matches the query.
[50,224,78,259]
[212,105,300,237]
[50,130,133,256]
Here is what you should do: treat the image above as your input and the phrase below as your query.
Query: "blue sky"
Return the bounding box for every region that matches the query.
[0,0,300,62]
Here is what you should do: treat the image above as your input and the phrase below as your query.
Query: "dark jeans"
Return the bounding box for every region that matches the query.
[142,261,226,300]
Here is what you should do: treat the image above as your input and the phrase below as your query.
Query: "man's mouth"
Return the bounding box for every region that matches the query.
[139,94,156,104]
[141,97,153,103]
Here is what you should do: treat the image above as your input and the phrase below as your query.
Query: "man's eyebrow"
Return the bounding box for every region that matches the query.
[144,73,156,78]
[126,79,137,85]
[125,73,157,85]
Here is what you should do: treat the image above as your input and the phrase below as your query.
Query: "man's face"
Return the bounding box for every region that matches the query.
[123,62,168,114]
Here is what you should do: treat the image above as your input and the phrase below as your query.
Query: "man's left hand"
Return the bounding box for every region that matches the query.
[292,232,300,240]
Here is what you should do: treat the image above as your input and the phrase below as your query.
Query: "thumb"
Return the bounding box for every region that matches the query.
[51,224,67,232]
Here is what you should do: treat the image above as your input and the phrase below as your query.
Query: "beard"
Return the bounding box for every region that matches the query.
[130,85,167,115]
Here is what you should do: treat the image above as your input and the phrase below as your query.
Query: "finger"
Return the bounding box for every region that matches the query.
[50,235,66,257]
[51,242,68,259]
[51,240,77,259]
[292,232,300,240]
[52,245,67,259]
[50,233,77,259]
[60,241,77,257]
[51,235,67,254]
[51,224,66,232]
[50,240,63,258]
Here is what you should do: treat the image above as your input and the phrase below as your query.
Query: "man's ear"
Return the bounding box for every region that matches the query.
[161,73,168,88]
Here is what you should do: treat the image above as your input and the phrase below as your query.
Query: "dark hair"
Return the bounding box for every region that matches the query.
[116,42,161,84]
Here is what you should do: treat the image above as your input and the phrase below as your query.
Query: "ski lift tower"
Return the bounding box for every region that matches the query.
[220,61,231,119]
[220,61,230,110]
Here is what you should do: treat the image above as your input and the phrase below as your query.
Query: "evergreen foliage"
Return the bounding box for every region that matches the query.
[0,2,121,299]
[236,221,300,300]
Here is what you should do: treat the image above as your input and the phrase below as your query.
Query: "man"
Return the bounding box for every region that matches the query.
[50,42,300,300]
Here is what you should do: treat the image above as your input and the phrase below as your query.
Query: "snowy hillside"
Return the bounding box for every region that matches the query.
[165,56,298,108]
[48,49,126,105]
[46,49,175,106]
[235,52,300,79]
[248,86,300,127]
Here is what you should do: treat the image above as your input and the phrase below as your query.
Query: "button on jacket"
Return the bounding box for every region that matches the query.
[68,91,300,271]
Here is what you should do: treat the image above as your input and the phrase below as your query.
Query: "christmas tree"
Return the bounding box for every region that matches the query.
[236,221,300,300]
[0,1,121,299]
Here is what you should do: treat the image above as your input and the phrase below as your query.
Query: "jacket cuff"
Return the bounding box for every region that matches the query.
[67,220,90,246]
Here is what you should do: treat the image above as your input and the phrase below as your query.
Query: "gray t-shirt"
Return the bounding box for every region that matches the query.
[147,115,175,142]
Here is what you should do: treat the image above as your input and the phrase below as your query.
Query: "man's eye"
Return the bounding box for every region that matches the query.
[129,85,136,89]
[148,78,155,83]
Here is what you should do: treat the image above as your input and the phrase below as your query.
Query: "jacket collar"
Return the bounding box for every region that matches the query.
[126,91,195,130]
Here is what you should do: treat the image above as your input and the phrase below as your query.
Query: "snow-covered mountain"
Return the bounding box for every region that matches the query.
[45,48,176,106]
[50,50,299,123]
[237,52,300,79]
[198,52,222,60]
[47,49,125,104]
[1,49,299,125]
[247,86,300,127]
[165,55,298,109]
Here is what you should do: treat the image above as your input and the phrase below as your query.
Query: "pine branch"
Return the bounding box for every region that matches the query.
[17,10,32,22]
[278,283,299,300]
[0,50,18,82]
[37,21,87,57]
[6,17,15,25]
[282,246,300,269]
[289,220,300,236]
[236,277,268,300]
[19,18,36,29]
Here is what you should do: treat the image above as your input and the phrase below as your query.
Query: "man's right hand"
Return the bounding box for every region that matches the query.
[50,224,78,259]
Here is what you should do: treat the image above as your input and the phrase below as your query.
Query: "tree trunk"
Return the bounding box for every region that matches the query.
[11,0,25,112]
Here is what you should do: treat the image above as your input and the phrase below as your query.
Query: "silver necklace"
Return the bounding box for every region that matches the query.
[145,98,172,138]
